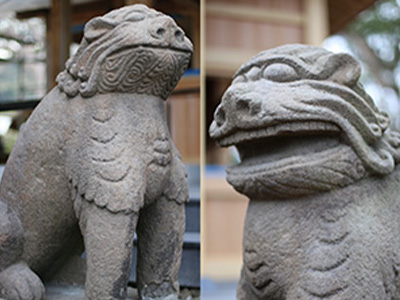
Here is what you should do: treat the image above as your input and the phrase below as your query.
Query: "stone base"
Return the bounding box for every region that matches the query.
[45,285,139,300]
[45,285,199,300]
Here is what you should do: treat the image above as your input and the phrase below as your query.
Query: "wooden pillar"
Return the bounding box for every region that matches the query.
[200,0,205,278]
[303,0,329,46]
[192,12,200,69]
[47,0,71,90]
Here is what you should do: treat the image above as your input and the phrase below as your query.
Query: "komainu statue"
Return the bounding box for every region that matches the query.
[210,44,400,299]
[0,5,192,300]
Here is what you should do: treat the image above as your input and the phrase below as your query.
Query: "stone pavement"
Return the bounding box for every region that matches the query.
[46,285,139,300]
[45,285,198,300]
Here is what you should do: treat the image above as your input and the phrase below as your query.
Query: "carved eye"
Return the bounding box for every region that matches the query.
[262,63,299,82]
[126,13,145,22]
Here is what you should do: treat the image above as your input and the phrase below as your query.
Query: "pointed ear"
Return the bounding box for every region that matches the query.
[84,17,117,42]
[325,53,361,86]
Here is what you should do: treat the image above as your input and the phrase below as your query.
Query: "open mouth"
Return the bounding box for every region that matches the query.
[227,121,343,174]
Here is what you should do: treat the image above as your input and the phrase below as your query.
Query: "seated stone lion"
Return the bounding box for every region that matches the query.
[0,5,192,300]
[210,44,400,299]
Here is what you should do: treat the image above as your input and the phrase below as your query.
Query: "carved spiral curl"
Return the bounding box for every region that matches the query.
[56,4,192,100]
[96,47,190,100]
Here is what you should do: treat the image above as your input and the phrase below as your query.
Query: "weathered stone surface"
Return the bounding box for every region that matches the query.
[210,44,400,299]
[0,4,192,300]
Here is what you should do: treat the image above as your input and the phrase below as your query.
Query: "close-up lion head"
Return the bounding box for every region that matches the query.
[57,4,193,99]
[210,44,400,199]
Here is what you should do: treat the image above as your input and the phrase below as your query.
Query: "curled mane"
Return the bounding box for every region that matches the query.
[57,5,160,98]
[56,4,191,99]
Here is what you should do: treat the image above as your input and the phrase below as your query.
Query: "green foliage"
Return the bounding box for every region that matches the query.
[337,0,400,129]
[348,0,400,68]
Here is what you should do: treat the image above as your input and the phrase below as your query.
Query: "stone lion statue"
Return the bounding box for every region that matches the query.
[0,5,192,300]
[210,44,400,299]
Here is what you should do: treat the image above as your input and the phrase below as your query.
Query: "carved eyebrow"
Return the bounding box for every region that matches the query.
[234,56,313,80]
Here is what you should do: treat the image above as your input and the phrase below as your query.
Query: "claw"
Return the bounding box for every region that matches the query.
[0,263,45,300]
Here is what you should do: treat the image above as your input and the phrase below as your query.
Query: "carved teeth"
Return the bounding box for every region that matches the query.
[269,126,277,135]
[218,121,340,146]
[279,123,290,132]
[309,122,318,130]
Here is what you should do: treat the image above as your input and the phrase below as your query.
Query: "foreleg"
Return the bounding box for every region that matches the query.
[79,201,138,300]
[136,196,185,300]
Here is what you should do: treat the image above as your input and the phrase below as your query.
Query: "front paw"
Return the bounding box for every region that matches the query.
[141,294,179,300]
[0,263,45,300]
[140,282,179,300]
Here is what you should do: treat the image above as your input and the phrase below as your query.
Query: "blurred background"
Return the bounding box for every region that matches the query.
[0,0,200,298]
[203,0,400,299]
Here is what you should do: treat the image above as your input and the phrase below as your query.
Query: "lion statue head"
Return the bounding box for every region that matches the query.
[57,4,193,99]
[210,44,400,199]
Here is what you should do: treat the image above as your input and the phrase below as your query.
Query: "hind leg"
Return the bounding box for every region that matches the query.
[0,201,45,300]
[79,201,138,300]
[136,196,185,300]
[0,263,45,300]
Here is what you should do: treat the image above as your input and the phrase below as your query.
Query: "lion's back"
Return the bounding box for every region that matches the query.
[0,88,79,272]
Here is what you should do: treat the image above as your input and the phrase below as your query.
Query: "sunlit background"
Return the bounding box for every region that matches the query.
[0,14,46,163]
[325,0,400,130]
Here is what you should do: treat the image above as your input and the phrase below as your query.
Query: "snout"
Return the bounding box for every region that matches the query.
[149,16,193,52]
[210,83,279,143]
[214,93,264,126]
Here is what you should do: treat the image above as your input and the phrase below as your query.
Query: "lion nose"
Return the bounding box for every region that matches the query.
[151,17,185,44]
[235,98,262,116]
[214,106,226,127]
